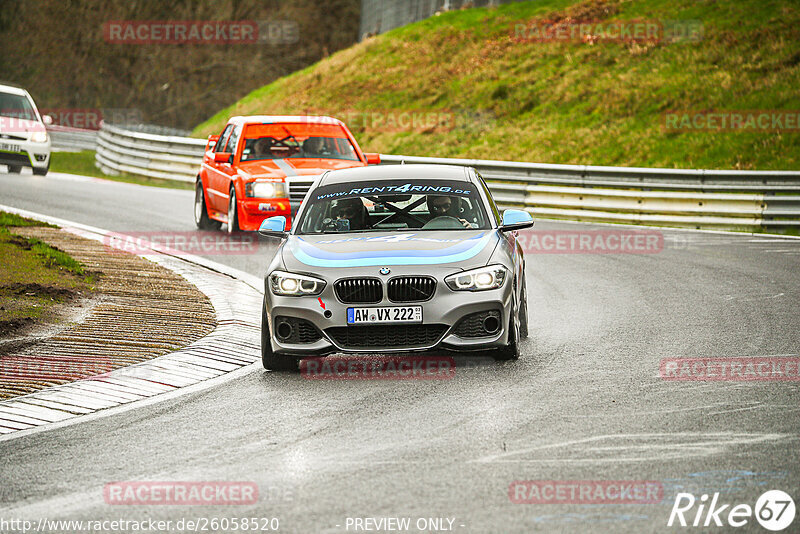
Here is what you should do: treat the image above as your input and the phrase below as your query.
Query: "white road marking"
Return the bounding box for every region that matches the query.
[471,432,792,464]
[723,293,784,301]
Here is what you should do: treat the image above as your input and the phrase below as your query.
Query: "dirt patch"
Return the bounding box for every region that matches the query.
[6,234,32,250]
[563,0,620,21]
[0,317,35,338]
[519,0,621,25]
[0,295,99,352]
[1,282,80,301]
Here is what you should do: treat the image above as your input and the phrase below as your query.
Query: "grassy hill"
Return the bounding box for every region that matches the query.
[193,0,800,170]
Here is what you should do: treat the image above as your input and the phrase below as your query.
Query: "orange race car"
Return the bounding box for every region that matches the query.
[194,115,380,232]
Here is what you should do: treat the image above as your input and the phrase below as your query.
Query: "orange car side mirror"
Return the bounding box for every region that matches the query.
[365,153,381,165]
[214,152,232,163]
[206,135,219,151]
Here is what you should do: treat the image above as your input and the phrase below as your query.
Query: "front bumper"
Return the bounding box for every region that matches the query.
[263,271,514,356]
[0,137,51,170]
[237,197,292,231]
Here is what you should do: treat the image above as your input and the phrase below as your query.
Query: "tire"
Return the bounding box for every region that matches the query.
[227,184,240,233]
[519,276,529,340]
[261,301,298,371]
[493,300,520,361]
[32,162,49,176]
[194,180,221,230]
[7,165,21,174]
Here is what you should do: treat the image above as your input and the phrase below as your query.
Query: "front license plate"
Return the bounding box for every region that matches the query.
[0,143,21,153]
[347,306,422,325]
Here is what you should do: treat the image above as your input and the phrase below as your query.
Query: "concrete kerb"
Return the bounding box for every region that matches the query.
[0,204,265,441]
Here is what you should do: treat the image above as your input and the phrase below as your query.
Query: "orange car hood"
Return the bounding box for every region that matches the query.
[236,158,365,180]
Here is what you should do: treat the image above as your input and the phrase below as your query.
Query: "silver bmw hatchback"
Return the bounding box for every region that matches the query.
[258,164,533,371]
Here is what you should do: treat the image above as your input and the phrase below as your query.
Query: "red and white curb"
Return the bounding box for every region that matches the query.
[0,205,265,441]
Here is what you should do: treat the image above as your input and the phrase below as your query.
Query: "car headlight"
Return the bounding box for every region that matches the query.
[445,265,507,291]
[269,271,325,296]
[30,131,48,143]
[246,181,286,198]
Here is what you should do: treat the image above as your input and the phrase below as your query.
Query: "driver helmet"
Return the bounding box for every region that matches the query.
[332,197,366,230]
[426,195,461,218]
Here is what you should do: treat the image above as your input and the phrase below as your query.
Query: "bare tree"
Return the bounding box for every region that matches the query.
[0,0,360,129]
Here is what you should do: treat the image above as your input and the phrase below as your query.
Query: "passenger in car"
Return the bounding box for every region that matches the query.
[252,137,274,158]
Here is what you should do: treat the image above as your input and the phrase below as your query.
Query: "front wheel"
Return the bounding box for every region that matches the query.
[32,162,49,176]
[227,185,241,233]
[261,302,298,372]
[519,276,529,340]
[7,165,21,174]
[493,302,520,361]
[194,180,221,230]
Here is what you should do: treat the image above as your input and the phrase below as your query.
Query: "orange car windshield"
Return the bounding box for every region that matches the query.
[241,123,359,162]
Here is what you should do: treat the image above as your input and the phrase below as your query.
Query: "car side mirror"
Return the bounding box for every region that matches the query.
[500,209,534,232]
[258,216,288,239]
[206,134,220,151]
[214,152,232,164]
[365,153,381,165]
[42,114,53,126]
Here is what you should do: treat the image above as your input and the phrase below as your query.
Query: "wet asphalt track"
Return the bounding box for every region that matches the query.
[1,169,799,533]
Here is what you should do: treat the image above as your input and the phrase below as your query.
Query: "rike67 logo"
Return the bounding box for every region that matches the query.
[668,490,795,531]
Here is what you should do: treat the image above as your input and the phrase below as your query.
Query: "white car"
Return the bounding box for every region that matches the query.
[0,83,51,176]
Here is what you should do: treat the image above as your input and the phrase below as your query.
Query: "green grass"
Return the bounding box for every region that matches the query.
[0,212,57,228]
[0,212,95,332]
[28,236,93,280]
[50,151,192,190]
[193,0,800,171]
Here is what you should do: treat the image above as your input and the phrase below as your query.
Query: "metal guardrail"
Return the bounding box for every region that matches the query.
[379,155,800,229]
[113,123,193,137]
[47,125,97,152]
[94,123,800,230]
[96,123,204,182]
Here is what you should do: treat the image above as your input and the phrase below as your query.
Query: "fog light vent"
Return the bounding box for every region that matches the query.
[454,310,502,338]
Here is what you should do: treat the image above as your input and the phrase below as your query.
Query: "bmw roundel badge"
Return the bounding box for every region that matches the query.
[379,267,391,275]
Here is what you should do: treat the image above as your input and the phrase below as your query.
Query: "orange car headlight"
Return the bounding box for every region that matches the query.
[246,181,286,198]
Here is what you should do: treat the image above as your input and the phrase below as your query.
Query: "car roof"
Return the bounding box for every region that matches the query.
[0,83,30,96]
[227,115,345,127]
[320,164,471,186]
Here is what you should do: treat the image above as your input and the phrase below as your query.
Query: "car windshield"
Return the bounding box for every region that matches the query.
[240,122,359,162]
[297,179,490,234]
[0,91,37,121]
